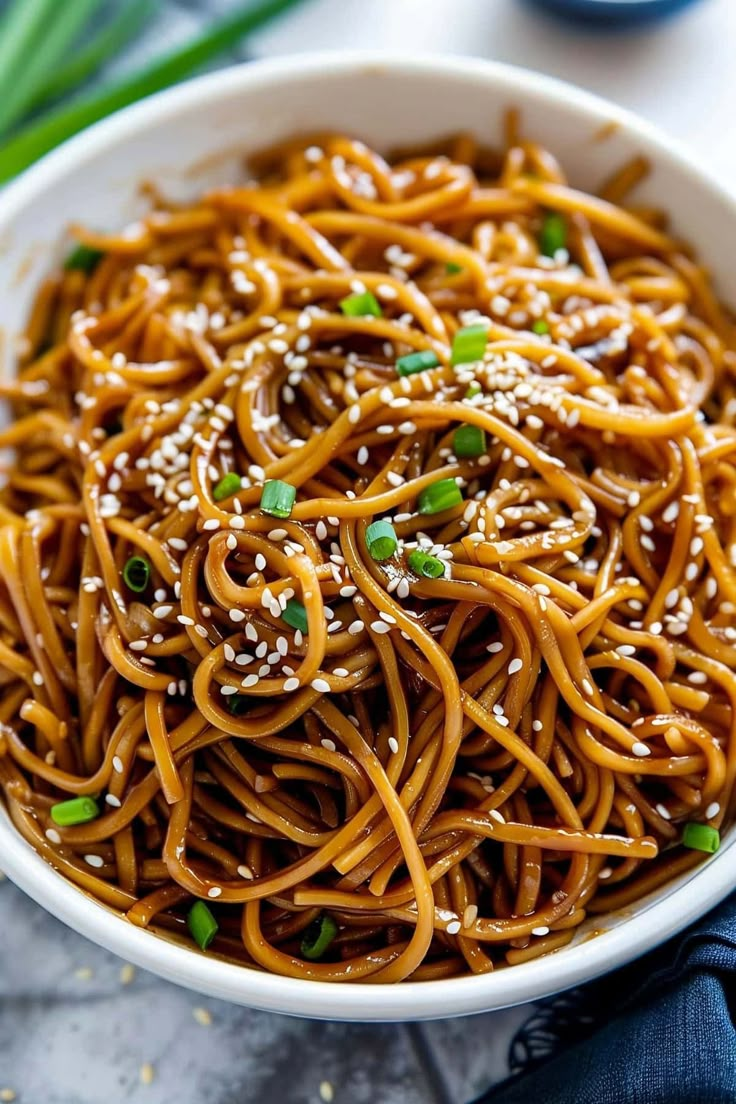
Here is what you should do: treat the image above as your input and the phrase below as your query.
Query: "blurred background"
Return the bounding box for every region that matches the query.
[0,0,733,1101]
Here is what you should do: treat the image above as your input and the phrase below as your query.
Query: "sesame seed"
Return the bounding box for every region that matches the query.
[532,926,550,937]
[463,904,478,928]
[112,755,124,773]
[687,671,707,685]
[370,621,391,634]
[229,516,245,530]
[207,886,222,898]
[488,809,505,823]
[153,605,173,619]
[655,803,671,820]
[706,802,720,819]
[321,738,336,751]
[45,828,62,844]
[507,658,523,676]
[532,719,543,732]
[84,854,104,868]
[105,793,121,808]
[388,736,399,754]
[283,677,300,692]
[632,742,650,757]
[311,678,330,693]
[237,864,254,879]
[242,674,259,688]
[229,609,245,622]
[348,620,364,635]
[487,642,503,653]
[446,920,462,935]
[582,678,594,696]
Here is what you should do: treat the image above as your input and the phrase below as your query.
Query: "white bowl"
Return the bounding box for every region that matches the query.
[1,53,734,1022]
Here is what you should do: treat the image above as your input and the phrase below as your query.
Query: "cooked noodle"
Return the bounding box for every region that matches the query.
[0,128,735,981]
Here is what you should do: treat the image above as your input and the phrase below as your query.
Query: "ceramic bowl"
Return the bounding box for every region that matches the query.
[0,53,734,1021]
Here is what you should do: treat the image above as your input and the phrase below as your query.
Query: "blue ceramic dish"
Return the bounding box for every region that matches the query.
[529,0,701,22]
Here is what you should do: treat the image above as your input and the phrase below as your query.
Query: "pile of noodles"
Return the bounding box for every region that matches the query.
[0,122,735,983]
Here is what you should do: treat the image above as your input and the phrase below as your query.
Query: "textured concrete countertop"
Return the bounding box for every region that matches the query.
[2,0,735,1099]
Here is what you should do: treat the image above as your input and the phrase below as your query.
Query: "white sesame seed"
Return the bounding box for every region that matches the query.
[105,794,121,808]
[706,802,720,819]
[45,828,62,844]
[507,658,523,676]
[311,678,330,693]
[207,886,222,898]
[321,738,336,752]
[237,864,254,880]
[632,742,650,757]
[84,854,104,868]
[616,644,636,657]
[446,920,462,935]
[242,674,259,688]
[687,671,707,685]
[371,621,391,634]
[582,678,594,696]
[112,756,124,773]
[229,609,245,622]
[532,719,543,732]
[388,736,399,754]
[283,677,300,692]
[487,642,503,654]
[532,926,550,937]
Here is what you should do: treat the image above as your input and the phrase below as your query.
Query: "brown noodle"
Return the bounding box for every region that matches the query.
[0,129,735,982]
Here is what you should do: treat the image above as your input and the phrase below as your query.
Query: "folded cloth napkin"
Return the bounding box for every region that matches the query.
[475,894,736,1104]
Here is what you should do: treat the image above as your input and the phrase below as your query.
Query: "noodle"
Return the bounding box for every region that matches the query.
[0,128,735,982]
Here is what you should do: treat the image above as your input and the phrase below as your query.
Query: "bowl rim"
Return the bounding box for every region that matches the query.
[0,50,734,1021]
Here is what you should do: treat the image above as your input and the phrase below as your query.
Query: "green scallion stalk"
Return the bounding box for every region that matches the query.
[450,323,488,366]
[282,598,308,635]
[445,261,463,275]
[682,822,720,853]
[122,555,151,593]
[417,478,463,515]
[531,319,550,335]
[539,212,567,257]
[365,519,398,562]
[64,243,105,273]
[27,0,158,113]
[407,549,445,578]
[50,796,100,826]
[300,913,338,960]
[0,0,103,139]
[187,900,218,951]
[453,424,487,459]
[339,290,382,318]
[0,0,308,185]
[396,350,440,377]
[0,0,65,136]
[260,479,296,519]
[213,472,241,502]
[465,382,482,399]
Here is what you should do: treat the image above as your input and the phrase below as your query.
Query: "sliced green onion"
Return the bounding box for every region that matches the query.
[300,913,338,960]
[445,261,463,275]
[453,424,487,459]
[450,323,488,366]
[465,382,482,400]
[418,478,463,515]
[408,549,445,579]
[260,479,296,519]
[282,598,308,635]
[50,796,99,826]
[213,472,241,501]
[532,319,550,335]
[682,822,720,853]
[365,520,398,562]
[123,555,151,594]
[0,0,309,186]
[339,290,382,318]
[227,695,250,716]
[539,212,567,257]
[396,350,440,377]
[64,243,104,273]
[188,900,218,951]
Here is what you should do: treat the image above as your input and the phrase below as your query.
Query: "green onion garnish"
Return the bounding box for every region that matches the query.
[339,291,382,318]
[396,350,440,377]
[408,549,445,579]
[445,261,463,275]
[453,424,487,459]
[64,243,104,273]
[227,695,250,716]
[365,520,398,562]
[188,900,219,951]
[282,598,308,635]
[50,796,99,827]
[465,382,482,399]
[300,913,338,960]
[450,323,488,366]
[213,472,241,501]
[539,212,567,257]
[260,479,296,519]
[682,822,720,854]
[122,555,151,594]
[532,319,550,335]
[417,478,463,515]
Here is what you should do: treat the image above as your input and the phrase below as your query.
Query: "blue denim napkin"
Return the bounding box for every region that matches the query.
[476,894,736,1104]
